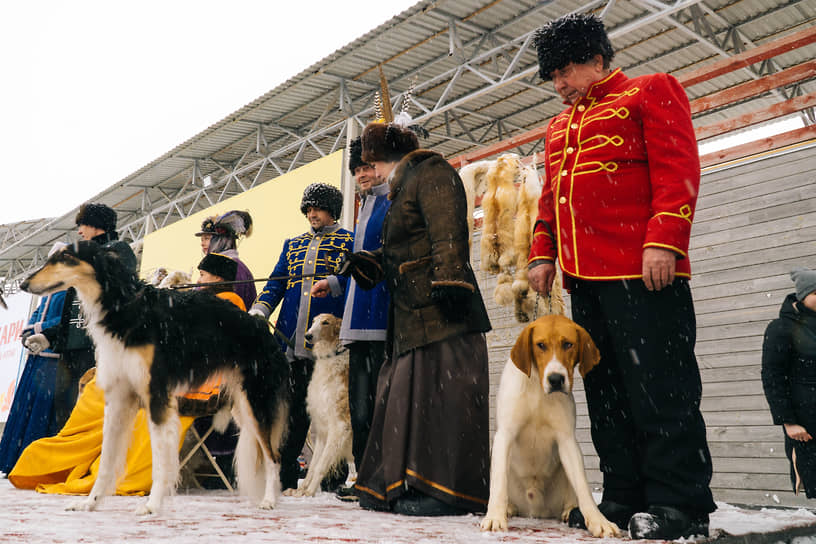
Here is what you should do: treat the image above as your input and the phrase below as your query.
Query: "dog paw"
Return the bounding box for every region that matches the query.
[282,488,297,497]
[134,502,158,516]
[480,515,508,532]
[258,498,277,510]
[586,517,622,538]
[66,498,96,512]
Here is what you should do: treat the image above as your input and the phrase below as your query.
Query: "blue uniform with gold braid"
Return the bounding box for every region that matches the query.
[254,223,353,360]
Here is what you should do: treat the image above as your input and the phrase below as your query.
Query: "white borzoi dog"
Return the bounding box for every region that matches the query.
[20,241,290,515]
[480,314,621,538]
[284,313,356,497]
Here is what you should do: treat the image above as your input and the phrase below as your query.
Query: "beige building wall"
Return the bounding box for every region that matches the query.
[140,151,344,297]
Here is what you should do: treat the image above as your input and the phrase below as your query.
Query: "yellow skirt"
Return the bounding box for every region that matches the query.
[9,377,194,495]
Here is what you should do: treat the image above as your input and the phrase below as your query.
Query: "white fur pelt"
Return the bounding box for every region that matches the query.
[459,161,491,250]
[145,267,192,289]
[458,154,565,322]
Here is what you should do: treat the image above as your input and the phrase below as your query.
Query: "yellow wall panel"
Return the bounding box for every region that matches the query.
[140,151,344,295]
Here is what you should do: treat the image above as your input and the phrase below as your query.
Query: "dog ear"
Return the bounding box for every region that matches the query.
[510,323,534,377]
[576,324,600,378]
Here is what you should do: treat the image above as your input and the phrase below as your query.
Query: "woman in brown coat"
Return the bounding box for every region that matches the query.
[345,121,492,516]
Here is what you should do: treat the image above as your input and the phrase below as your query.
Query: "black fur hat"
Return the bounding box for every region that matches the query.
[198,252,238,282]
[300,183,343,220]
[75,203,117,233]
[361,122,419,163]
[348,137,368,174]
[533,13,615,81]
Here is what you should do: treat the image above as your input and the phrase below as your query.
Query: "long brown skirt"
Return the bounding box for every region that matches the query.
[355,332,490,512]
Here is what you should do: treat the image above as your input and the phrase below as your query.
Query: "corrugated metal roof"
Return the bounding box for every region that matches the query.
[2,0,814,289]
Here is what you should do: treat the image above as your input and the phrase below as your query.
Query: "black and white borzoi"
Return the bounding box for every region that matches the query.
[20,241,290,514]
[285,313,356,497]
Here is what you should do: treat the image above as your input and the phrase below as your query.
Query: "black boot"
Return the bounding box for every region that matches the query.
[391,489,468,516]
[568,501,639,530]
[335,484,359,502]
[628,505,709,539]
[358,492,391,512]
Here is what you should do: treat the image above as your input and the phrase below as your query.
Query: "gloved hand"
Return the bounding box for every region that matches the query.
[336,251,383,290]
[430,285,472,322]
[20,326,34,348]
[24,333,50,355]
[248,308,270,328]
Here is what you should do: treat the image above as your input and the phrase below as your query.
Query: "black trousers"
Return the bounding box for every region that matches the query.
[570,278,716,514]
[348,341,386,468]
[279,357,314,490]
[53,349,95,431]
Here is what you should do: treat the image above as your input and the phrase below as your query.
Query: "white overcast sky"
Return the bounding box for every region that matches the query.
[0,0,418,225]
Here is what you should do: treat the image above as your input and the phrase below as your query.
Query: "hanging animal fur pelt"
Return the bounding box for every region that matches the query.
[458,154,565,322]
[459,161,491,250]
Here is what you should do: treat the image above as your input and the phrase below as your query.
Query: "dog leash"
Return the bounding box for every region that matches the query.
[167,272,325,290]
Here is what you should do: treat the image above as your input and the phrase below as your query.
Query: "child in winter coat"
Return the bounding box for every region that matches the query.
[762,267,816,498]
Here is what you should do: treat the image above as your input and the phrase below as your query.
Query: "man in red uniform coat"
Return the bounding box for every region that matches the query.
[526,14,715,540]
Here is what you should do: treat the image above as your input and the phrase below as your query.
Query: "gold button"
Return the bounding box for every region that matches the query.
[559,196,567,204]
[577,105,586,112]
[571,123,578,129]
[308,260,312,264]
[560,170,567,177]
[566,147,574,154]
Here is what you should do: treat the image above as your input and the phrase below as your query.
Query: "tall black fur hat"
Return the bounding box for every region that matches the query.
[198,252,238,282]
[75,203,117,233]
[300,183,343,220]
[348,137,368,174]
[361,122,419,163]
[533,13,615,81]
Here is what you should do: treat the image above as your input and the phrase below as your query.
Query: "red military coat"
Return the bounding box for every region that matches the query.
[528,68,699,281]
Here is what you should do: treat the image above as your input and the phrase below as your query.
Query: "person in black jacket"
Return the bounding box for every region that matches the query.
[761,267,816,498]
[24,203,137,429]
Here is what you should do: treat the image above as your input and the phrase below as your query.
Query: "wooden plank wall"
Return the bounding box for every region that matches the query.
[473,142,816,508]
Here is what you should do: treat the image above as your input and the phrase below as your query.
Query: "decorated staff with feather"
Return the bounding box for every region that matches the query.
[339,69,492,516]
[526,14,714,540]
[250,184,353,492]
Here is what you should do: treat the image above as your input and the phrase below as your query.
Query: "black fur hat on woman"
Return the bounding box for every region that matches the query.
[75,203,117,233]
[300,183,343,220]
[198,252,238,282]
[361,122,419,164]
[533,13,615,81]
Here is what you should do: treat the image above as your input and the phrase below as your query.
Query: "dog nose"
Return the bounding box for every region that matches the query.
[548,374,565,392]
[304,333,313,342]
[20,279,29,291]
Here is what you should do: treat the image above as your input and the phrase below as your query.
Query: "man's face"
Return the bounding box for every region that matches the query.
[200,234,212,254]
[77,224,106,241]
[306,207,335,230]
[550,55,606,105]
[371,161,397,183]
[197,269,222,284]
[354,164,379,192]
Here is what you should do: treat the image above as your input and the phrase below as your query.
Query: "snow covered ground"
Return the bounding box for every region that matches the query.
[0,479,814,543]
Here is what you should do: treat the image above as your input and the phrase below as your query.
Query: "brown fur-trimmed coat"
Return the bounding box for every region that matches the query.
[378,149,492,356]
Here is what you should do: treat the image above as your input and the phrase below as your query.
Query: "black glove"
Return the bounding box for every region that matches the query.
[336,251,383,290]
[430,284,472,322]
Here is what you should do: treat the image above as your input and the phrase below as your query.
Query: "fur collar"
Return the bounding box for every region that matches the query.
[388,149,445,200]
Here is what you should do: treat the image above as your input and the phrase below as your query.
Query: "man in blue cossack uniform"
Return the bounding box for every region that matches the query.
[250,183,353,490]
